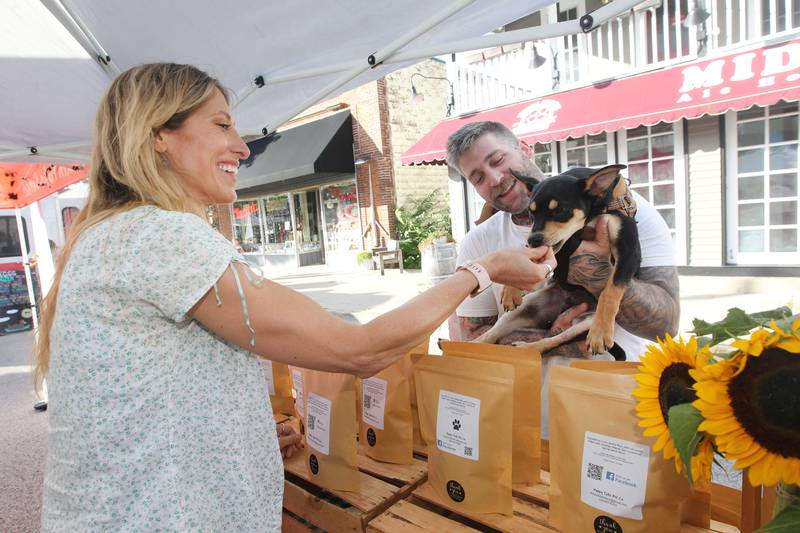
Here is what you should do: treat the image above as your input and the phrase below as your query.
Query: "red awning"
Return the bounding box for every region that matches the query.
[402,37,800,165]
[0,163,89,209]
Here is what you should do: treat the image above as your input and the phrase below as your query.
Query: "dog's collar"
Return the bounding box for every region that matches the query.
[606,188,637,218]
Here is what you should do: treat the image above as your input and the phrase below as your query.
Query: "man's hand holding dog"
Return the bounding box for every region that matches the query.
[567,215,613,297]
[567,215,680,340]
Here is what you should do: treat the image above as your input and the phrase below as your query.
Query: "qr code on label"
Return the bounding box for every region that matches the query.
[587,462,603,480]
[464,446,473,457]
[307,415,316,431]
[364,395,372,409]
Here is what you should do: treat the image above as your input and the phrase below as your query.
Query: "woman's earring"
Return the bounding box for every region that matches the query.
[158,153,169,167]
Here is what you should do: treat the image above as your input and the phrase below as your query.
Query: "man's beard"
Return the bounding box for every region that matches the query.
[490,159,543,215]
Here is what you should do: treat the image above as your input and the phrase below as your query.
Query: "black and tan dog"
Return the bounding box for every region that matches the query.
[474,164,640,359]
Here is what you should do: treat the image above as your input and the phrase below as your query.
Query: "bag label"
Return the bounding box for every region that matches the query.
[262,359,275,396]
[436,389,480,461]
[361,376,387,430]
[305,392,332,455]
[581,431,650,520]
[291,368,304,416]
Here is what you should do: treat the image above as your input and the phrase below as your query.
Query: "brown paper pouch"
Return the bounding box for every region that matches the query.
[262,360,295,416]
[289,366,305,433]
[440,340,542,484]
[357,354,413,464]
[414,355,514,515]
[407,342,429,455]
[302,369,359,492]
[567,360,712,528]
[548,363,710,533]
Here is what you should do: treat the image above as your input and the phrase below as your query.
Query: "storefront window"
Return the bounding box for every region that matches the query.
[293,190,322,253]
[626,123,678,238]
[730,101,799,263]
[565,133,609,168]
[622,121,687,264]
[321,181,360,253]
[232,200,263,253]
[534,142,555,176]
[261,194,294,255]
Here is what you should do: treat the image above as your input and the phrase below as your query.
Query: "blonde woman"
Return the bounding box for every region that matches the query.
[36,63,556,531]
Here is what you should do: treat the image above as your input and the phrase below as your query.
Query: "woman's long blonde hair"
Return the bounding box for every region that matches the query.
[34,63,227,392]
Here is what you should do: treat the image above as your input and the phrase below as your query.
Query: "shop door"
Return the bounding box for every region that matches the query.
[293,189,325,266]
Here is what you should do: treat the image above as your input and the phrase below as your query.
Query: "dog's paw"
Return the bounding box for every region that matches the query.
[587,323,615,355]
[472,332,496,344]
[501,286,524,312]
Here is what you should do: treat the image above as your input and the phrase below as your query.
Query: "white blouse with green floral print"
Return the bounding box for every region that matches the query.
[42,206,282,532]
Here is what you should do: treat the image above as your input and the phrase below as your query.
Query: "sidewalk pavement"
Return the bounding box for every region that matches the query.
[1,265,796,531]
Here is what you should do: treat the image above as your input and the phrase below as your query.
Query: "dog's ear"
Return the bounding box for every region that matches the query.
[510,169,541,190]
[583,164,627,197]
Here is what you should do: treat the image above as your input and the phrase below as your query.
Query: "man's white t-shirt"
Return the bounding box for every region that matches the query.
[455,191,676,437]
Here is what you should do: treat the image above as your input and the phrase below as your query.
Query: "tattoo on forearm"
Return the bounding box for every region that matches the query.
[616,266,680,340]
[567,253,612,296]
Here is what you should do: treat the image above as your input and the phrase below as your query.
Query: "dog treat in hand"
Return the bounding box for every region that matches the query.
[440,340,542,484]
[302,369,359,492]
[414,354,514,515]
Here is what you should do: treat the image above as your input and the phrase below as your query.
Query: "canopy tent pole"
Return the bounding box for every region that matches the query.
[40,0,120,77]
[14,208,39,331]
[30,201,55,297]
[256,0,475,133]
[234,0,641,126]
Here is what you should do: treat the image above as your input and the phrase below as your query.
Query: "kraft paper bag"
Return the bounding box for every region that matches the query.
[357,354,414,464]
[548,362,710,533]
[407,341,429,455]
[415,354,514,515]
[440,340,542,485]
[262,359,295,416]
[302,369,359,492]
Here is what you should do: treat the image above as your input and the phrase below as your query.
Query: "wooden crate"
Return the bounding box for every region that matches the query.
[281,415,428,533]
[367,500,481,532]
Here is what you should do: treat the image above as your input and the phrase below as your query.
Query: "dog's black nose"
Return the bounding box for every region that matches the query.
[528,233,545,248]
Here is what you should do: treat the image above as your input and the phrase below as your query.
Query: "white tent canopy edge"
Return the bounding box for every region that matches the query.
[0,0,640,164]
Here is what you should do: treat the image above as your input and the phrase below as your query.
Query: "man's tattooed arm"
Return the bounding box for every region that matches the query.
[568,252,680,340]
[449,314,498,341]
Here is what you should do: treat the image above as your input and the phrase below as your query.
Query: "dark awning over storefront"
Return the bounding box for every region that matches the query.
[236,110,354,196]
[402,37,800,165]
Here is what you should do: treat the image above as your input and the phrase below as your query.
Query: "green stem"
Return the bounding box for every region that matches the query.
[774,482,800,519]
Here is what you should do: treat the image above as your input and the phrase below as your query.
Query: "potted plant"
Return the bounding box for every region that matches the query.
[356,250,375,270]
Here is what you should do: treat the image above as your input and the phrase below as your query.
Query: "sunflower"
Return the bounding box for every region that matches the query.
[692,319,800,487]
[633,335,713,484]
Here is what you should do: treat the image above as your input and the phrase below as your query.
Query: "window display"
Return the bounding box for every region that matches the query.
[261,194,294,255]
[321,182,360,253]
[232,200,263,253]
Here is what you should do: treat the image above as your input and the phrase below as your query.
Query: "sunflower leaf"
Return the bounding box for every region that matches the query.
[756,501,800,532]
[667,403,703,486]
[690,306,792,346]
[773,313,800,334]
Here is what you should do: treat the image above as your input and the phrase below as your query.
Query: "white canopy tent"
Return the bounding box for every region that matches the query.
[0,0,641,164]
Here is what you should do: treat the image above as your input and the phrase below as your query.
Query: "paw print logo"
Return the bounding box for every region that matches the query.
[452,419,461,431]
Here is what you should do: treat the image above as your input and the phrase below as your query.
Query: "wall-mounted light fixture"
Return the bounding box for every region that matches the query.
[684,1,710,56]
[410,72,455,117]
[530,41,560,91]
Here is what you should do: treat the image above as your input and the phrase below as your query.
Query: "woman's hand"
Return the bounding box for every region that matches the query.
[479,246,557,291]
[277,422,303,459]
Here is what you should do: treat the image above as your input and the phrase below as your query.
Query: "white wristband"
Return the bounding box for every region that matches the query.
[457,261,492,297]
